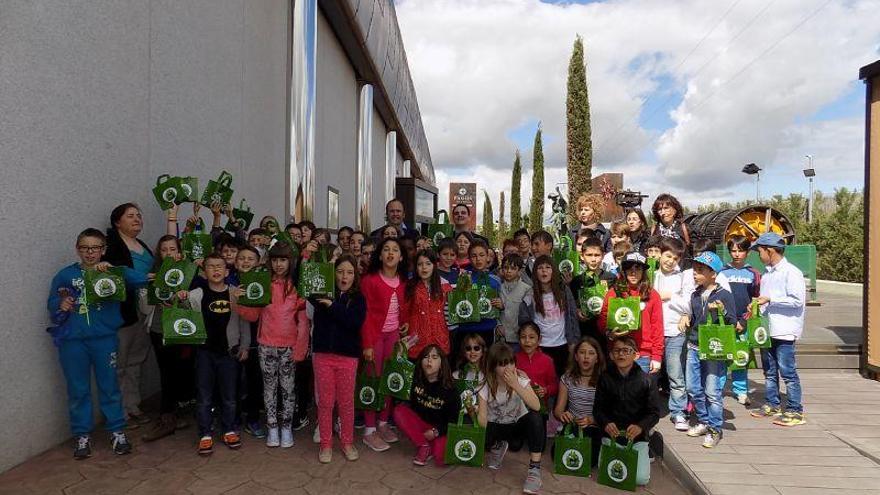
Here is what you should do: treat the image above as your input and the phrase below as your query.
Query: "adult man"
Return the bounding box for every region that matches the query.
[451,203,488,244]
[748,233,806,427]
[370,199,417,238]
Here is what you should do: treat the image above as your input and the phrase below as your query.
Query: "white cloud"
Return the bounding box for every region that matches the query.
[397,0,879,217]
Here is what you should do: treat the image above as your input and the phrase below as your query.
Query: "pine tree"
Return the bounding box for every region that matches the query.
[498,191,508,242]
[529,125,545,232]
[510,150,522,232]
[482,190,496,247]
[566,35,593,220]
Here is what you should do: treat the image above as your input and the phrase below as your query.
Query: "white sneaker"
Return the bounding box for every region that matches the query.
[486,441,508,470]
[687,423,709,437]
[736,394,751,406]
[281,426,294,448]
[266,427,280,447]
[673,415,690,431]
[313,425,321,444]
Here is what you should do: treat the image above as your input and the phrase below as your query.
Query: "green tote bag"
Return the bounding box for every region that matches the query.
[238,269,271,307]
[155,257,197,292]
[554,425,592,478]
[552,235,582,278]
[152,174,181,211]
[578,277,608,318]
[378,342,415,401]
[607,295,641,334]
[225,198,255,232]
[427,210,454,246]
[444,410,486,467]
[698,312,737,361]
[474,274,500,320]
[84,267,127,304]
[199,170,234,208]
[161,300,207,345]
[747,299,772,349]
[182,222,213,261]
[729,339,757,371]
[448,276,481,325]
[175,176,199,203]
[297,249,335,298]
[354,361,385,412]
[146,281,175,306]
[598,436,639,492]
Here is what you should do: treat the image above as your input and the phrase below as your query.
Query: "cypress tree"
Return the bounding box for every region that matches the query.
[529,124,545,232]
[482,190,496,247]
[499,191,508,242]
[510,150,522,232]
[566,35,593,220]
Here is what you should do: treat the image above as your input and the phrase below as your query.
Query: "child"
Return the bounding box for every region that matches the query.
[601,221,630,273]
[570,194,611,251]
[513,228,532,262]
[247,228,271,260]
[720,236,761,406]
[594,336,659,443]
[381,224,401,239]
[237,243,309,449]
[336,226,354,252]
[416,235,432,253]
[478,343,545,495]
[554,337,605,466]
[527,230,554,277]
[748,233,806,427]
[360,237,409,452]
[180,253,250,456]
[519,255,580,377]
[453,231,473,271]
[298,220,315,244]
[692,238,732,292]
[569,237,616,348]
[284,223,303,246]
[216,236,241,285]
[598,252,664,374]
[643,235,662,260]
[400,235,417,276]
[652,237,694,431]
[350,230,366,256]
[404,249,453,358]
[435,237,460,286]
[359,237,376,275]
[259,215,281,235]
[48,228,148,459]
[453,334,487,387]
[393,345,462,466]
[453,240,503,355]
[625,208,650,253]
[684,251,737,447]
[234,245,266,439]
[515,322,558,419]
[498,253,532,348]
[311,254,366,462]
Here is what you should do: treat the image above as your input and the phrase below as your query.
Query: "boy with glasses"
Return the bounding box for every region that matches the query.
[594,336,659,443]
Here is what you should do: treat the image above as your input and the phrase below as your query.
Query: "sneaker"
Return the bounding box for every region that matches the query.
[750,404,782,419]
[142,413,176,442]
[280,426,294,448]
[266,427,280,448]
[73,435,92,460]
[736,394,751,406]
[198,435,214,456]
[292,417,309,431]
[702,429,722,448]
[413,444,432,466]
[342,444,360,461]
[522,467,543,495]
[244,421,267,439]
[686,424,709,437]
[377,423,399,444]
[223,431,242,449]
[313,425,321,444]
[673,415,690,431]
[362,431,390,452]
[111,431,132,455]
[318,448,332,464]
[773,412,807,427]
[486,441,508,470]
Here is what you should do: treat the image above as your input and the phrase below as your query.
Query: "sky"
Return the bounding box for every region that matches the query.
[394,0,879,220]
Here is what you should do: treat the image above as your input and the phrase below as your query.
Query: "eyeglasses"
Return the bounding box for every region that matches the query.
[77,245,105,253]
[465,345,482,352]
[611,348,634,356]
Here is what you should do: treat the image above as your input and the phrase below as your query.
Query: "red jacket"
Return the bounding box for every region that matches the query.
[360,272,409,350]
[597,285,664,362]
[515,349,558,398]
[404,281,453,358]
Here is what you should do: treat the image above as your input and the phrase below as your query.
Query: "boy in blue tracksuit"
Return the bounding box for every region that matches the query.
[48,228,148,459]
[684,251,736,448]
[452,239,503,362]
[719,236,761,406]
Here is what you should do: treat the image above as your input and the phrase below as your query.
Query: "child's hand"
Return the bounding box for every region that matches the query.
[237,348,249,362]
[575,416,593,428]
[625,424,643,441]
[576,309,587,321]
[399,323,410,336]
[59,296,76,312]
[756,296,770,306]
[678,315,690,332]
[735,322,744,333]
[605,422,620,438]
[561,271,573,285]
[649,360,662,373]
[535,385,546,398]
[225,203,234,219]
[558,411,575,424]
[94,262,113,272]
[192,202,201,216]
[176,290,189,301]
[194,258,204,268]
[363,348,374,362]
[502,368,519,388]
[210,201,222,217]
[167,203,179,219]
[423,428,437,441]
[491,297,503,309]
[708,301,726,313]
[315,297,333,308]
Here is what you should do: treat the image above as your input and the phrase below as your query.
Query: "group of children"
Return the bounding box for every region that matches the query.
[48,192,807,494]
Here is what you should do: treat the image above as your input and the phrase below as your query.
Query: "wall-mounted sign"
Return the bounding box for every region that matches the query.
[449,183,477,231]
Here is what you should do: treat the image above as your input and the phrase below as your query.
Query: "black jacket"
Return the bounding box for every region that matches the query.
[310,292,366,358]
[570,224,611,253]
[102,228,152,327]
[594,364,659,440]
[410,379,461,435]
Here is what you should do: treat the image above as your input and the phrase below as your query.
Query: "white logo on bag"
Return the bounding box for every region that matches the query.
[180,183,192,197]
[155,287,173,301]
[246,282,264,300]
[454,439,477,461]
[734,350,750,367]
[173,318,197,336]
[754,327,768,344]
[164,268,185,287]
[433,231,445,244]
[94,279,117,297]
[614,307,635,326]
[359,386,376,405]
[587,296,603,313]
[708,337,724,354]
[162,187,177,202]
[478,297,492,315]
[387,372,405,393]
[456,300,474,319]
[559,259,574,274]
[607,459,628,483]
[562,449,584,471]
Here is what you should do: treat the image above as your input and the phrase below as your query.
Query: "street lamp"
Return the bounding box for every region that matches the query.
[804,155,816,223]
[742,163,762,202]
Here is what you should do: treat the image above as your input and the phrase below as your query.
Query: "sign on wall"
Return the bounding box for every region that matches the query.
[449,183,477,231]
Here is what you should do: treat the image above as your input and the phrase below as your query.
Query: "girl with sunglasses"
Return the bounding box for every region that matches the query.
[453,333,487,386]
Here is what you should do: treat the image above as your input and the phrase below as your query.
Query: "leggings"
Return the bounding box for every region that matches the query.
[393,404,448,466]
[486,410,546,454]
[259,345,296,429]
[364,331,398,427]
[313,352,358,448]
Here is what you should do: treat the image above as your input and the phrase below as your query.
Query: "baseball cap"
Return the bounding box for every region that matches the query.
[620,252,649,269]
[692,251,723,273]
[750,232,786,250]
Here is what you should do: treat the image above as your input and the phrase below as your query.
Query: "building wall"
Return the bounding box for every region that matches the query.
[0,0,289,472]
[371,107,389,230]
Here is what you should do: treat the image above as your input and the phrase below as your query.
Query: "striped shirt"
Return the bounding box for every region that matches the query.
[561,374,596,419]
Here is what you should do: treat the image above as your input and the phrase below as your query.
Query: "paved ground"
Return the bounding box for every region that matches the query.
[658,369,880,495]
[0,419,686,495]
[802,281,862,347]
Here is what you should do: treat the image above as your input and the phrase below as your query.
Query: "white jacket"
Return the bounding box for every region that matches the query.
[653,266,695,337]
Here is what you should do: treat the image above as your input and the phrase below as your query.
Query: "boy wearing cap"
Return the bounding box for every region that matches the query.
[684,251,736,448]
[748,233,806,427]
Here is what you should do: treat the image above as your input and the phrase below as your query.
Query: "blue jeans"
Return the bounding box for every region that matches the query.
[58,335,126,435]
[761,339,802,413]
[196,348,240,436]
[664,335,687,417]
[686,347,727,430]
[635,356,651,373]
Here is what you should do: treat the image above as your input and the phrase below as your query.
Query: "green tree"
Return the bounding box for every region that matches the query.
[510,150,522,232]
[566,35,592,221]
[529,125,545,232]
[482,190,497,247]
[498,191,508,242]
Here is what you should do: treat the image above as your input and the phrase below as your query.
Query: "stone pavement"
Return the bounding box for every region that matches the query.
[658,369,880,495]
[0,420,686,495]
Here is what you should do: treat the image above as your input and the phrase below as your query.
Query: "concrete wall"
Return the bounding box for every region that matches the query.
[0,0,289,472]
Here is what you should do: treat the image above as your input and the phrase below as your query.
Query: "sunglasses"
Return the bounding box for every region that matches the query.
[465,345,482,352]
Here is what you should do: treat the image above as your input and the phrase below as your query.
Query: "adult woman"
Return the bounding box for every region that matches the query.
[625,208,650,253]
[570,194,610,252]
[103,203,154,426]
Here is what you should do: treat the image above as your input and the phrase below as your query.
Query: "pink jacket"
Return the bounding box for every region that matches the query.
[237,278,310,361]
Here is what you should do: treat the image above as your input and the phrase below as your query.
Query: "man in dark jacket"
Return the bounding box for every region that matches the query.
[594,335,659,443]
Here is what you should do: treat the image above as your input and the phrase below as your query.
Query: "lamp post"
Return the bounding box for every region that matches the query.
[803,155,815,223]
[742,163,762,202]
